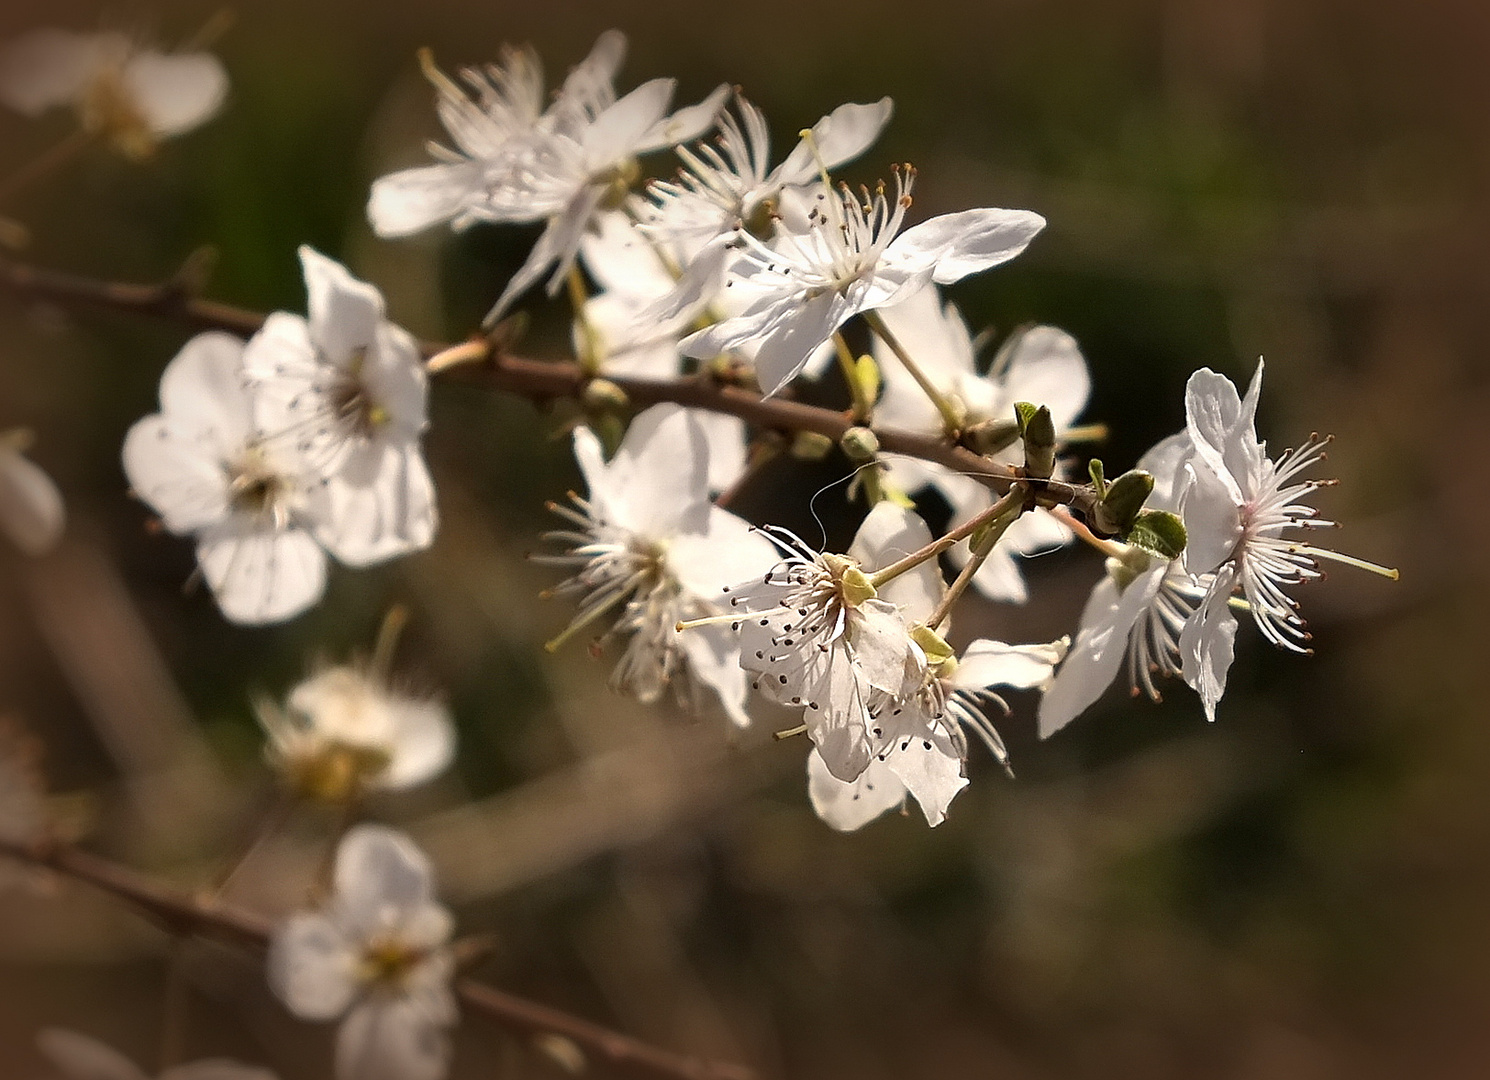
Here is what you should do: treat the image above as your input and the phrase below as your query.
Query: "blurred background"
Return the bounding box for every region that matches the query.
[0,0,1483,1076]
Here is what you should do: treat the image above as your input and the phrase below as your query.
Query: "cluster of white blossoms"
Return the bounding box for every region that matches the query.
[356,28,1397,832]
[122,247,437,624]
[0,20,1404,1080]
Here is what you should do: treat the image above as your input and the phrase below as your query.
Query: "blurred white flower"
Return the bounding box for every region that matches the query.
[257,664,454,803]
[0,28,226,158]
[37,1028,276,1080]
[809,637,1066,830]
[727,502,938,779]
[0,429,64,556]
[269,825,456,1080]
[368,30,626,238]
[541,404,777,725]
[122,332,329,625]
[680,168,1045,396]
[873,288,1090,602]
[243,247,437,567]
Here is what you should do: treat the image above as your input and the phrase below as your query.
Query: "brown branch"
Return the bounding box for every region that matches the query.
[0,836,755,1080]
[0,257,1099,520]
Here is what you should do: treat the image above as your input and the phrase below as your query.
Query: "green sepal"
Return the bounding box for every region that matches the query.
[910,624,956,668]
[1094,469,1155,536]
[1018,403,1056,479]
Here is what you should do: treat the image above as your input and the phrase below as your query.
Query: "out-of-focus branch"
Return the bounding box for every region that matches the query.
[0,257,1099,519]
[0,836,756,1080]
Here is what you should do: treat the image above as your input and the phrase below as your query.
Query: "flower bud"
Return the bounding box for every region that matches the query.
[1093,469,1154,536]
[839,426,880,463]
[581,378,629,413]
[1015,402,1056,479]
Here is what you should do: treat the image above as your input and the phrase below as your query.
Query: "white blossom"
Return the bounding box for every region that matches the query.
[243,247,437,567]
[726,502,939,779]
[123,332,330,625]
[1036,433,1209,738]
[0,28,226,158]
[1178,362,1395,720]
[873,287,1090,602]
[269,826,455,1080]
[642,92,893,318]
[368,30,626,238]
[0,429,64,556]
[37,1028,275,1080]
[257,664,454,802]
[679,168,1045,396]
[809,637,1066,830]
[540,404,777,725]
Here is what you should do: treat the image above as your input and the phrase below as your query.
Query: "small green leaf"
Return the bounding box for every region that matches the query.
[1088,458,1107,498]
[1125,509,1187,561]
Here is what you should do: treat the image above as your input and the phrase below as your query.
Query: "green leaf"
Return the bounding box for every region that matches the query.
[1125,509,1187,561]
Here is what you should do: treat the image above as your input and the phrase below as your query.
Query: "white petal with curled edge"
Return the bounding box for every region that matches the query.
[584,78,676,163]
[0,446,63,556]
[0,30,118,115]
[485,183,607,324]
[196,523,327,625]
[849,501,942,624]
[773,97,894,187]
[806,649,873,782]
[750,289,848,398]
[848,598,915,694]
[808,747,905,831]
[298,247,384,369]
[954,639,1065,692]
[1179,569,1240,723]
[36,1028,148,1080]
[123,50,227,137]
[885,725,967,827]
[886,208,1046,285]
[336,995,452,1080]
[267,911,359,1021]
[382,695,456,790]
[637,83,729,153]
[316,442,438,567]
[368,161,484,238]
[1035,562,1168,739]
[333,825,437,937]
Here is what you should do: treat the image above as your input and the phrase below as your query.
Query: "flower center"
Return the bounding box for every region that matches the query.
[359,936,421,989]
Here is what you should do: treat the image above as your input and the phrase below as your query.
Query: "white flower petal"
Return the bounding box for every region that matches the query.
[888,208,1045,285]
[267,911,359,1021]
[848,502,941,624]
[333,825,437,938]
[315,442,438,567]
[381,696,456,790]
[637,83,729,153]
[584,78,676,163]
[807,748,905,831]
[122,49,227,137]
[1179,570,1240,722]
[1000,326,1090,430]
[1036,562,1168,738]
[602,404,712,538]
[884,725,967,827]
[157,332,254,448]
[954,639,1065,692]
[749,289,848,397]
[0,30,119,115]
[299,248,385,368]
[336,996,452,1080]
[772,97,894,187]
[368,161,485,238]
[196,522,327,625]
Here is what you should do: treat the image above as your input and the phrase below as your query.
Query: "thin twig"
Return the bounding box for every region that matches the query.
[0,837,755,1080]
[0,257,1098,521]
